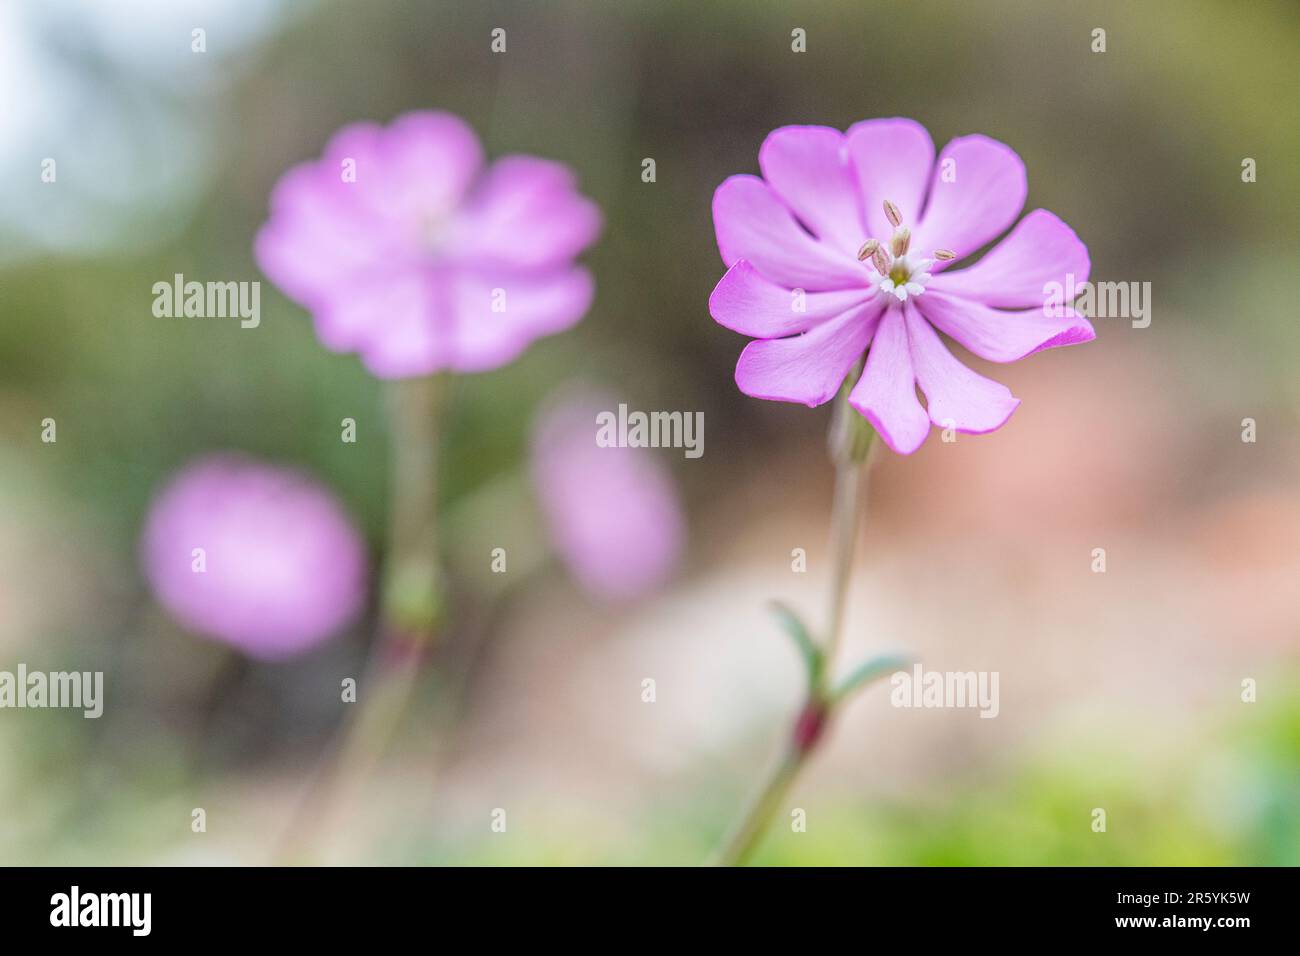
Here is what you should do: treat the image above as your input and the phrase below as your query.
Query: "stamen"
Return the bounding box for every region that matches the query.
[862,206,944,302]
[870,246,892,276]
[891,227,911,257]
[883,200,903,228]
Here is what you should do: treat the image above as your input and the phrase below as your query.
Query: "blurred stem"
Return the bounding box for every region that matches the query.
[277,374,449,863]
[709,752,803,868]
[711,362,876,867]
[383,374,450,643]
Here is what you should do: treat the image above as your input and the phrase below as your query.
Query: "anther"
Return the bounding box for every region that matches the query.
[883,200,903,228]
[857,238,880,262]
[870,247,892,276]
[891,227,911,257]
[933,249,956,261]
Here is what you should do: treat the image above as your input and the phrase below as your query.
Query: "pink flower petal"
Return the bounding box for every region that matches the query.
[449,155,602,271]
[713,174,870,291]
[446,267,595,373]
[735,300,882,407]
[709,260,875,338]
[531,388,685,602]
[926,209,1090,308]
[320,121,410,227]
[904,303,1020,433]
[343,272,452,379]
[846,118,936,241]
[141,454,367,659]
[312,267,449,374]
[913,134,1027,267]
[849,308,930,455]
[374,111,484,220]
[254,163,408,307]
[256,112,599,378]
[917,290,1096,363]
[758,125,865,257]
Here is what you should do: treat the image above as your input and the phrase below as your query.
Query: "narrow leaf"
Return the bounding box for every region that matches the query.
[831,654,912,703]
[768,601,822,687]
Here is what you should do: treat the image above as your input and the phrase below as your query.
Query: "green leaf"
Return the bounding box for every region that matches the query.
[831,654,912,703]
[769,601,822,688]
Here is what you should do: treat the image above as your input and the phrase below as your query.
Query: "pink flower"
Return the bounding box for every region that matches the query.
[531,389,685,602]
[140,454,368,659]
[709,119,1094,454]
[255,111,601,378]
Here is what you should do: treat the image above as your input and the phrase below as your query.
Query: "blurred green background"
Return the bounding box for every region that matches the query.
[1,0,1297,865]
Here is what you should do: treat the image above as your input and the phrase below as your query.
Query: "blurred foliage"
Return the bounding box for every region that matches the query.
[410,697,1300,866]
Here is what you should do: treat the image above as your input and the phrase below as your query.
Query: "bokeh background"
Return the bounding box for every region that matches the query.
[2,0,1297,865]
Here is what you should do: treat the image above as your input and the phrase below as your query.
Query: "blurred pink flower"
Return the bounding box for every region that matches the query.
[709,118,1094,454]
[141,454,367,659]
[531,390,685,602]
[255,111,601,378]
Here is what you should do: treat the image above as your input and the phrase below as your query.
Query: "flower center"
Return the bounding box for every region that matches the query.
[856,200,956,304]
[417,212,453,255]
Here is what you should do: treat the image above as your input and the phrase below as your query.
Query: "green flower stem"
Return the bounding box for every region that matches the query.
[382,374,450,643]
[711,365,878,867]
[708,750,805,868]
[277,374,448,862]
[822,422,873,677]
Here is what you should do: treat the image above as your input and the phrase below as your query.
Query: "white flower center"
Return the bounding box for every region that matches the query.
[856,199,955,304]
[877,254,933,303]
